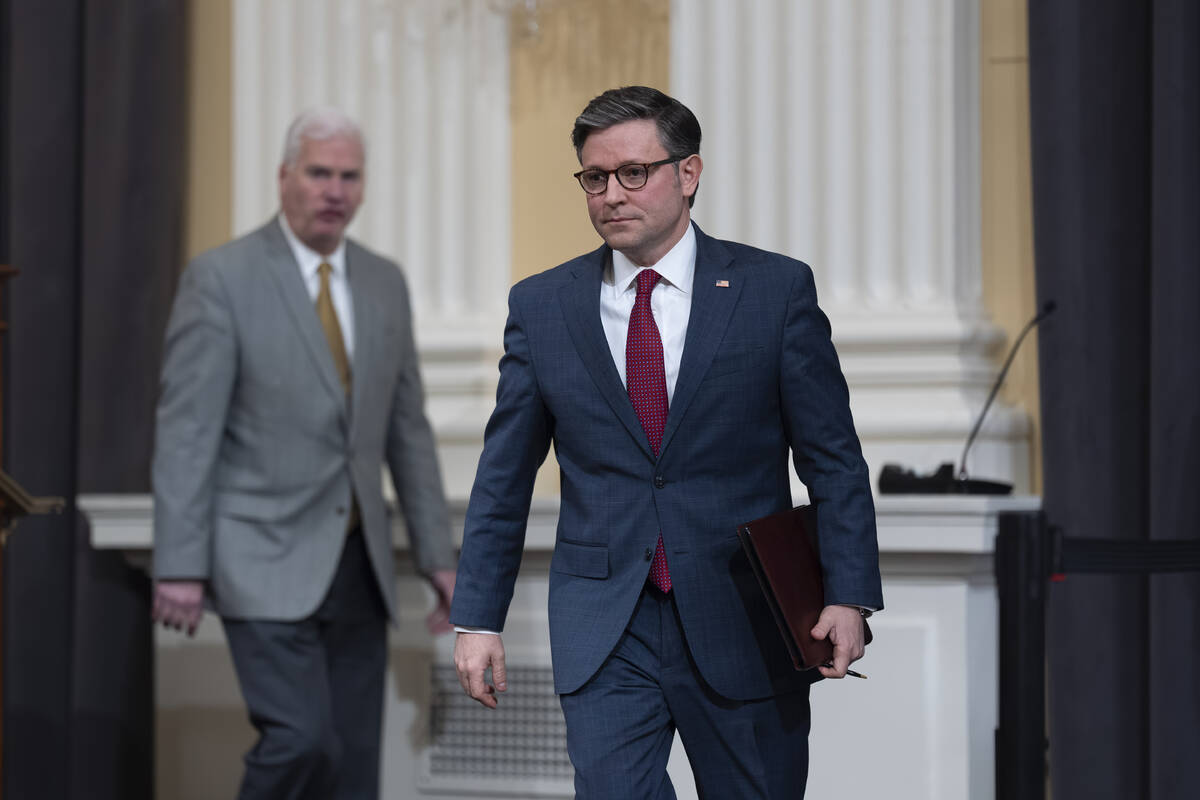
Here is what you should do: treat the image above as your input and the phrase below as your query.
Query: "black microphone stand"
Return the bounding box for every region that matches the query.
[878,301,1057,495]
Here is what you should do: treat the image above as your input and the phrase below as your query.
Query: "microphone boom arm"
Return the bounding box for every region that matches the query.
[957,301,1056,480]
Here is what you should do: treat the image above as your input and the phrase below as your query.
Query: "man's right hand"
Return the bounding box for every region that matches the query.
[152,579,206,636]
[453,632,507,709]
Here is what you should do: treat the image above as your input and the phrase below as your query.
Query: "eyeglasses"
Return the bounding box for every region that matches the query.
[573,156,685,195]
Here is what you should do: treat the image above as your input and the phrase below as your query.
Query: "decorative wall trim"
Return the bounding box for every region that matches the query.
[81,494,1038,556]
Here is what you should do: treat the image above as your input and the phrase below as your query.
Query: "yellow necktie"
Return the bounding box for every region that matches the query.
[316,262,360,531]
[316,262,351,395]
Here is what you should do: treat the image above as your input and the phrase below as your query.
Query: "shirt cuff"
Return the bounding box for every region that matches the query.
[454,625,501,635]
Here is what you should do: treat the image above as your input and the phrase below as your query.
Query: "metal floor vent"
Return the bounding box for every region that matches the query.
[426,663,574,787]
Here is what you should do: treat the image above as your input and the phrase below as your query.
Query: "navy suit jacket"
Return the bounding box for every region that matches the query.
[451,224,883,701]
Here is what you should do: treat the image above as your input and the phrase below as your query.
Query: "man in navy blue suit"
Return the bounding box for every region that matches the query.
[451,86,882,799]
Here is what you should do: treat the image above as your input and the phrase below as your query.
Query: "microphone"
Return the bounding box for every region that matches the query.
[957,300,1056,481]
[878,300,1057,495]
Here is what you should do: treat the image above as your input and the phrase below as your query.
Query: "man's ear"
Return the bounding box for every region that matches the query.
[679,154,703,198]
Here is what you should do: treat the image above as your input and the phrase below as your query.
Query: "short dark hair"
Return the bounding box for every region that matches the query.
[571,86,702,207]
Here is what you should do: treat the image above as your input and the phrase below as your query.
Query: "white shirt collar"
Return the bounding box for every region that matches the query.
[610,223,697,296]
[277,213,347,280]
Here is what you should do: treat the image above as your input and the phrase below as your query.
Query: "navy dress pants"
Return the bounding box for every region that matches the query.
[560,586,812,799]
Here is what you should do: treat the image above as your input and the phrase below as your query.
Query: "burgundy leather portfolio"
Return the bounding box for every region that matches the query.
[736,505,871,671]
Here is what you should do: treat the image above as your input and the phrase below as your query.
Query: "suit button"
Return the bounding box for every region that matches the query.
[654,476,665,489]
[644,548,653,561]
[336,506,346,515]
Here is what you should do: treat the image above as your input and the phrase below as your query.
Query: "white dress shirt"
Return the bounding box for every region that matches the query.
[601,224,696,400]
[278,214,355,357]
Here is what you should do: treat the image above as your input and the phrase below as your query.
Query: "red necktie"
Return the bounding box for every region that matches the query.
[627,269,672,593]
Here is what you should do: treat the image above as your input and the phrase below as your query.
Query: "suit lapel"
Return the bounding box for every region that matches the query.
[559,248,654,460]
[347,245,373,431]
[259,222,349,424]
[659,227,741,458]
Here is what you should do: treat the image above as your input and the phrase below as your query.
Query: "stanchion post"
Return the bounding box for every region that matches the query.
[995,510,1050,800]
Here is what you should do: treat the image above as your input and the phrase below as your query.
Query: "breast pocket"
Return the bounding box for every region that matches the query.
[705,345,767,380]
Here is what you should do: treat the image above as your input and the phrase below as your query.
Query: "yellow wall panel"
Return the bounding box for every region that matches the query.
[183,0,233,264]
[509,0,670,281]
[980,0,1042,491]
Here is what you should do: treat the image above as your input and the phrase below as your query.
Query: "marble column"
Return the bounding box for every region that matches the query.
[672,0,1029,490]
[231,0,511,497]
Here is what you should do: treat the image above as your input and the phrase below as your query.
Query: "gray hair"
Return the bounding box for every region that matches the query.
[281,107,366,166]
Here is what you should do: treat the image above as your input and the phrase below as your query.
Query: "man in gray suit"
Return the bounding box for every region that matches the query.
[151,107,456,799]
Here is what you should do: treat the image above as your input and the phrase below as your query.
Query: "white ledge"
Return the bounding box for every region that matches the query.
[80,493,1040,559]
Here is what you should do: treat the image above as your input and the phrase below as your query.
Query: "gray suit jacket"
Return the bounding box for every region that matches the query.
[152,219,454,621]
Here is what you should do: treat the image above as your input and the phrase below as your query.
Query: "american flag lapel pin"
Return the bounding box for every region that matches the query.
[715,279,730,288]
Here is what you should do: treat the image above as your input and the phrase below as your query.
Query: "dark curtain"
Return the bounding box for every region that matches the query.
[1029,1,1200,798]
[2,0,186,797]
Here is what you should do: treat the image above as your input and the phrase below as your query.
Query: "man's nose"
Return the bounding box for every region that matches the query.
[601,175,627,204]
[323,179,346,200]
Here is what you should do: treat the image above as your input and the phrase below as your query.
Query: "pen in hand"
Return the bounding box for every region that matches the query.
[822,663,868,680]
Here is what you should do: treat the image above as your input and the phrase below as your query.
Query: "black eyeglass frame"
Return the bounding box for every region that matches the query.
[572,156,687,194]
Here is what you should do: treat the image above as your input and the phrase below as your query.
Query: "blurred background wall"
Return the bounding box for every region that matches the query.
[25,1,1199,799]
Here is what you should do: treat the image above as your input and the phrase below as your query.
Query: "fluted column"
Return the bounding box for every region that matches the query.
[231,0,511,497]
[672,0,1028,490]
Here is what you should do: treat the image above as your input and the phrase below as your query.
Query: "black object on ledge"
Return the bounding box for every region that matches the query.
[878,462,1013,495]
[878,301,1056,498]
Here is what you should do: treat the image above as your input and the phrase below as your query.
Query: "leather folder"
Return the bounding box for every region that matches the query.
[737,505,872,671]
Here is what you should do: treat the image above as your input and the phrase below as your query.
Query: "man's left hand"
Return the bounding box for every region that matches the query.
[426,569,456,634]
[811,605,867,679]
